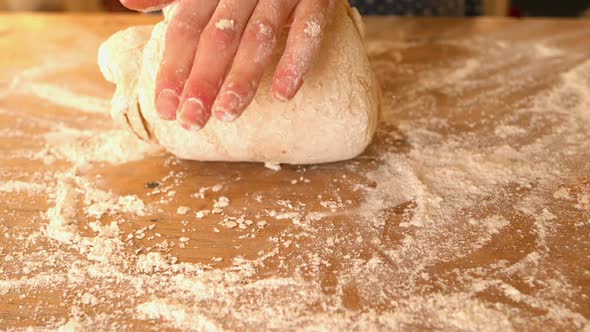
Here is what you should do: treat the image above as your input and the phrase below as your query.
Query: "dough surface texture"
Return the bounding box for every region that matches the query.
[99,2,380,164]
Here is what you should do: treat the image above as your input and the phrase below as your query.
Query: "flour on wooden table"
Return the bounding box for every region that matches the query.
[1,22,589,332]
[0,181,46,193]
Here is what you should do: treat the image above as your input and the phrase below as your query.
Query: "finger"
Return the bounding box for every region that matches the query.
[211,0,299,122]
[155,0,219,121]
[120,0,175,11]
[272,0,337,101]
[176,0,258,130]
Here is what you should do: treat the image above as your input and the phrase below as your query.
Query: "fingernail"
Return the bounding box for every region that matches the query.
[156,89,180,120]
[214,92,241,122]
[273,76,298,102]
[214,109,238,122]
[180,122,203,132]
[178,98,207,132]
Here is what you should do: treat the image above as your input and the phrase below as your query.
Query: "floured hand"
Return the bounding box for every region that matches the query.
[120,0,338,131]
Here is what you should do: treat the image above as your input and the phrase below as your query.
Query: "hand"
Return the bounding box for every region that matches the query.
[120,0,337,131]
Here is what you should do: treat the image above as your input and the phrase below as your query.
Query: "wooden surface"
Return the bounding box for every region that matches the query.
[0,14,589,331]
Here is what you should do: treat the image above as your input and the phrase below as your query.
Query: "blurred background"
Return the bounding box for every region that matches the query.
[0,0,589,17]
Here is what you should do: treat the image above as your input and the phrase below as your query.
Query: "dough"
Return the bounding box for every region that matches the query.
[98,1,380,165]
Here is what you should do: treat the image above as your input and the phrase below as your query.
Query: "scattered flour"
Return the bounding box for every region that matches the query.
[39,127,161,167]
[137,300,221,331]
[13,82,111,114]
[0,180,46,193]
[176,206,190,215]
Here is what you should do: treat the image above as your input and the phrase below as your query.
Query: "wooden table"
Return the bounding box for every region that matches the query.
[0,14,589,331]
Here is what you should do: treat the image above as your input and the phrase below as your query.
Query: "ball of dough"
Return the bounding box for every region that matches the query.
[99,1,380,165]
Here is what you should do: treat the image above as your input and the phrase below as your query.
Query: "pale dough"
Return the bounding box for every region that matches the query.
[98,1,380,165]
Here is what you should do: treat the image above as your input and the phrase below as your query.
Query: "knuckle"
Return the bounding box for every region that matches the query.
[244,20,277,44]
[201,22,238,49]
[167,20,200,38]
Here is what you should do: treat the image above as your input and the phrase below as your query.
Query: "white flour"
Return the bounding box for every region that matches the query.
[10,82,111,115]
[39,127,161,167]
[0,181,46,193]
